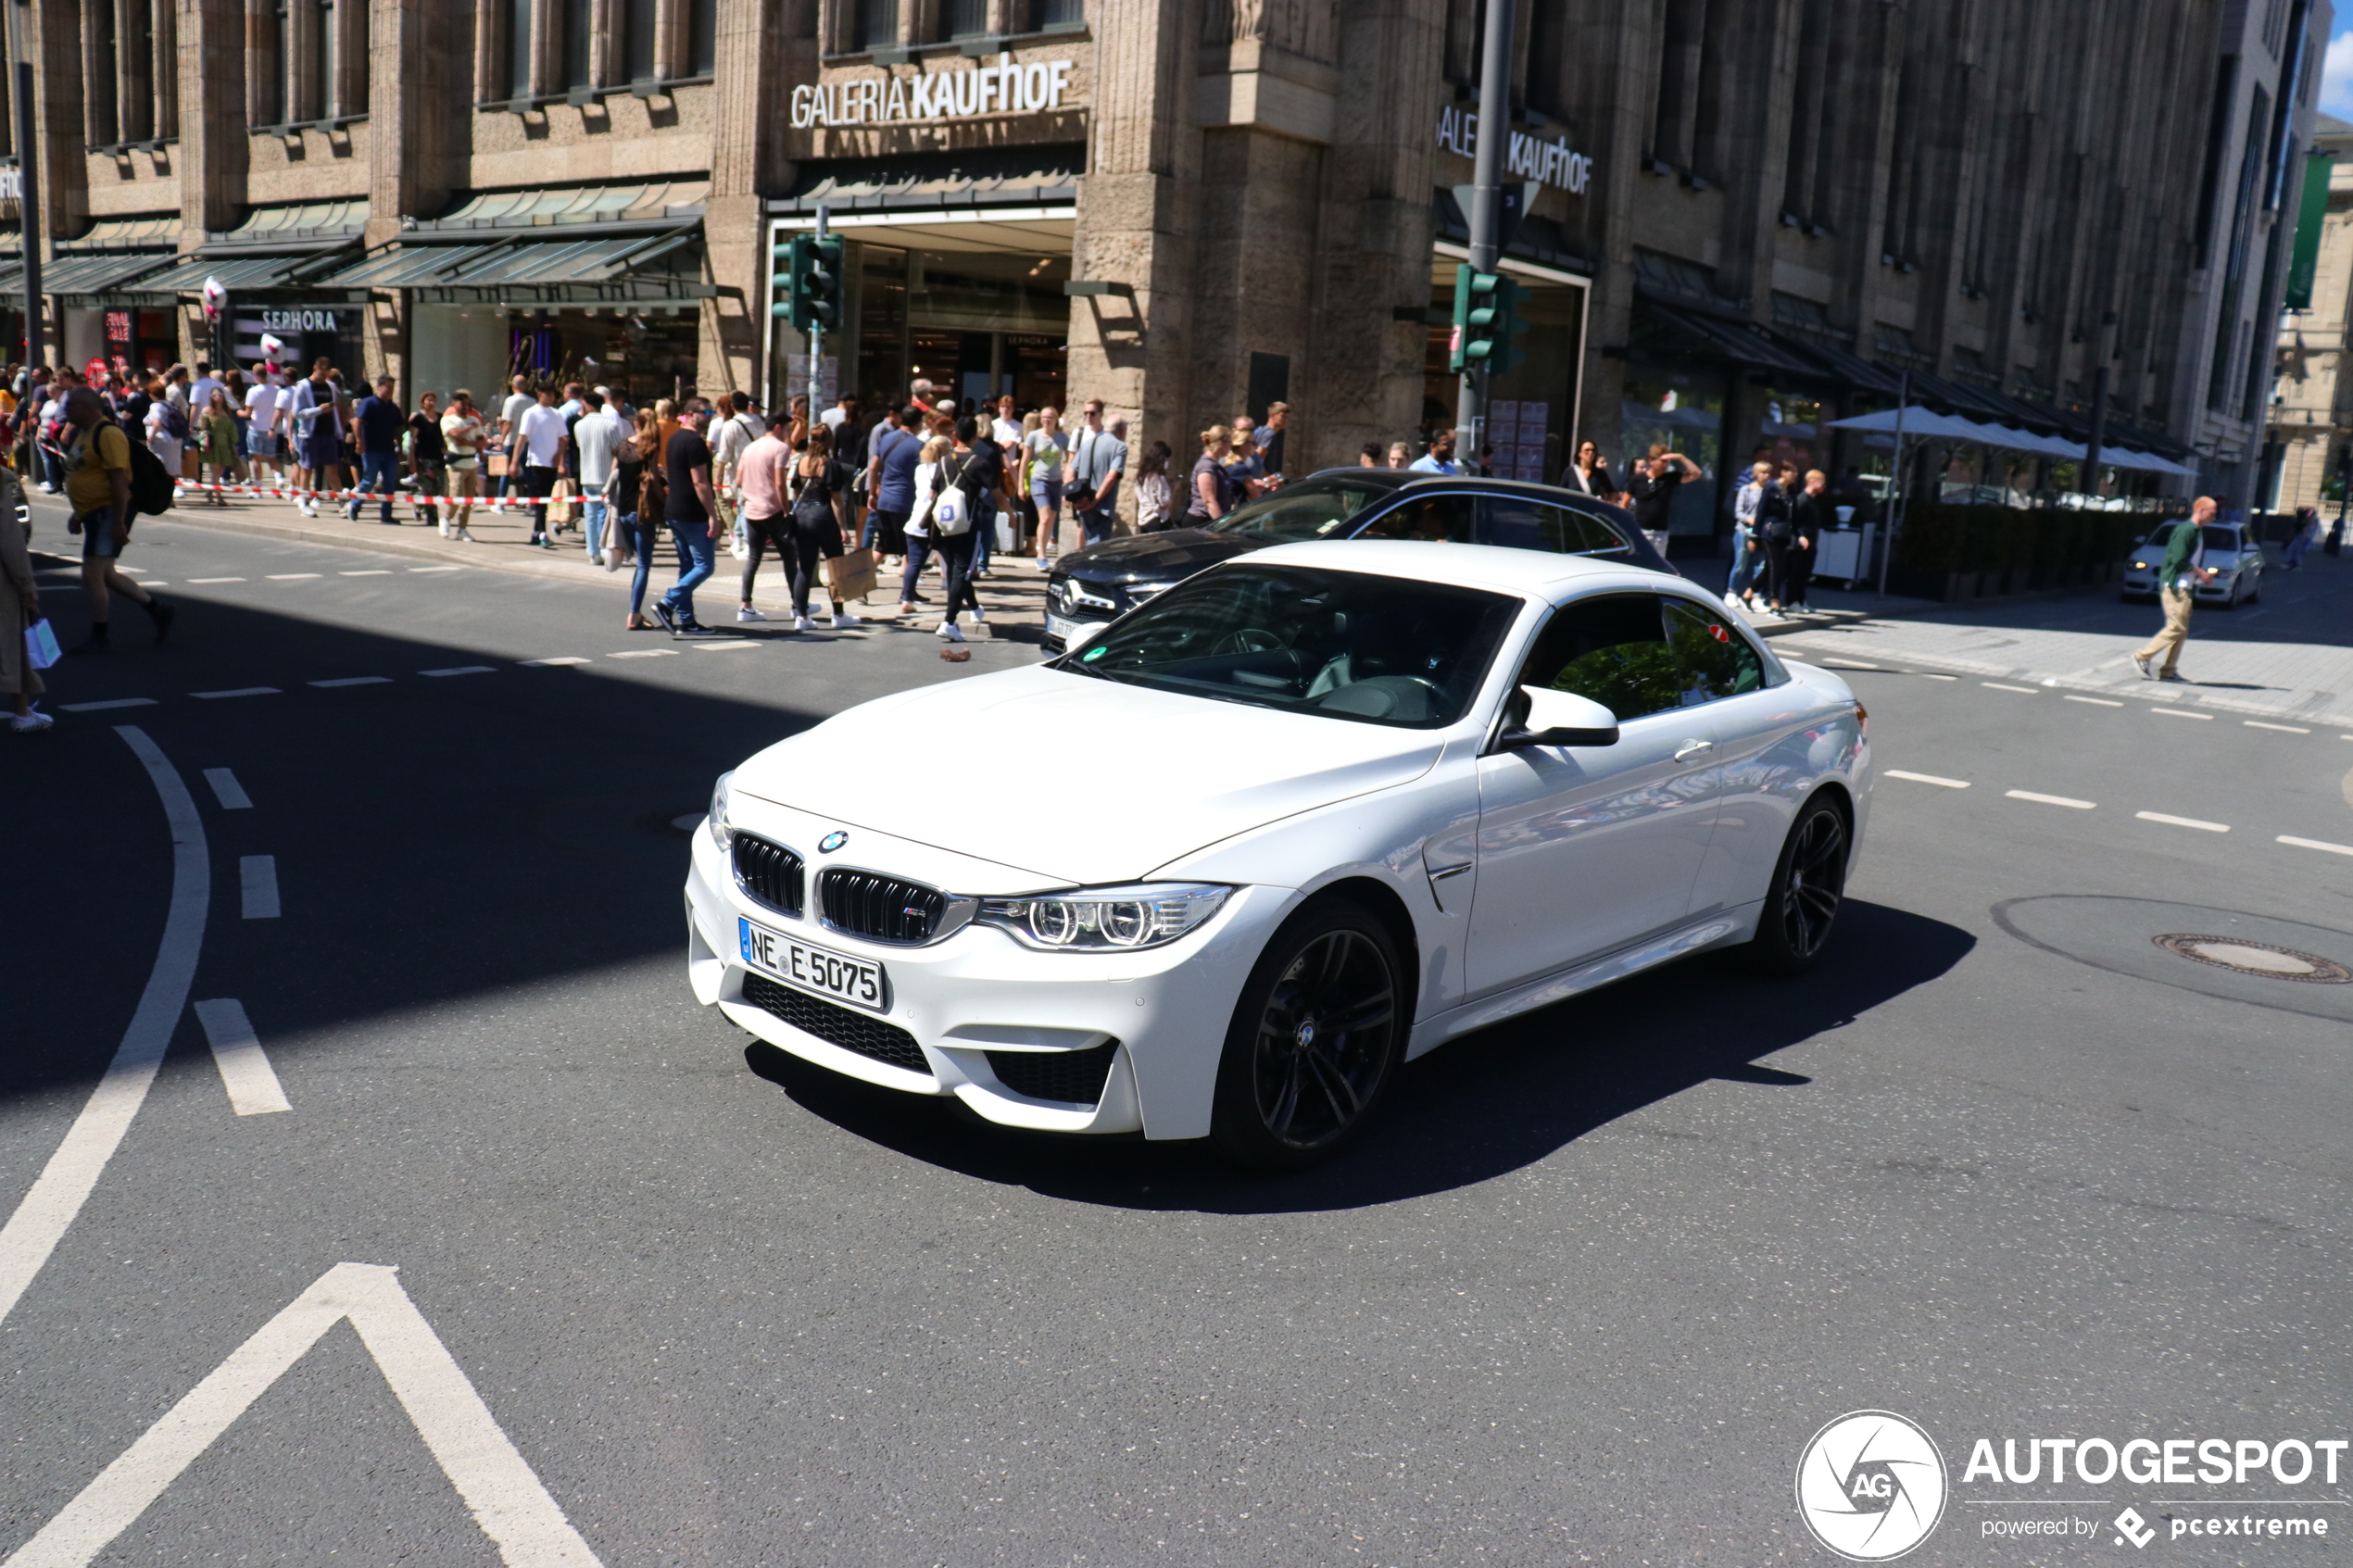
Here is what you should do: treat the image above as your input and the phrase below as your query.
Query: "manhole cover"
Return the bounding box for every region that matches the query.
[2152,934,2351,983]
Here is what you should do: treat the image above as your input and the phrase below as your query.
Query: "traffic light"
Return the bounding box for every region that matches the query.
[771,233,845,332]
[1448,264,1532,375]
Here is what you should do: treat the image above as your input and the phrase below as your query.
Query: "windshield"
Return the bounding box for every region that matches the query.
[1211,479,1390,542]
[1062,563,1521,728]
[2142,522,2239,553]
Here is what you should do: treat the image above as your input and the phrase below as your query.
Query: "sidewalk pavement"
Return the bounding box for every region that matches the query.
[30,485,1052,640]
[1765,551,2353,730]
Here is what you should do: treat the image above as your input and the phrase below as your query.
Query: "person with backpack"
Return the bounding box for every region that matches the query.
[925,419,988,643]
[59,389,173,652]
[143,376,190,483]
[780,424,862,633]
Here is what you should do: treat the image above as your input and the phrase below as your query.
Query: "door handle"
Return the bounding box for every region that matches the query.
[1674,739,1715,762]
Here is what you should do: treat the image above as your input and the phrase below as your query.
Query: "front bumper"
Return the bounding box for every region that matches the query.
[684,811,1283,1140]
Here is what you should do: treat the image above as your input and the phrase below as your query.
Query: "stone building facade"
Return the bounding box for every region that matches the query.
[2268,112,2353,515]
[0,0,2326,523]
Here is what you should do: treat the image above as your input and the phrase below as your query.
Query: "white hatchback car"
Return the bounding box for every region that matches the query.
[686,542,1871,1167]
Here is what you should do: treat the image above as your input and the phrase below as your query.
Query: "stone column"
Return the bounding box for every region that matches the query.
[1065,0,1201,484]
[360,0,460,384]
[701,0,800,400]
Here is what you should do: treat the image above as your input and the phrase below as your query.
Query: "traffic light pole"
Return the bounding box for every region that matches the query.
[806,204,828,421]
[1453,0,1516,473]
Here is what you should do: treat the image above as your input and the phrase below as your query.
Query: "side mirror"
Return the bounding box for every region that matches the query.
[1499,685,1620,749]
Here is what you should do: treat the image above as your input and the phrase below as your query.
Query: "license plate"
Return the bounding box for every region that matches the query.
[738,917,887,1012]
[1046,613,1078,645]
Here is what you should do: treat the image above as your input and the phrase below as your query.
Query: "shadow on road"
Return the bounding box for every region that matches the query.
[742,897,1976,1213]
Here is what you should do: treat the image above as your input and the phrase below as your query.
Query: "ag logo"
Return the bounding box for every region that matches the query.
[1795,1410,1948,1561]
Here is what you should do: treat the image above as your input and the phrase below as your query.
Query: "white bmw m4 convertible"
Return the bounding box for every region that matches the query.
[685,540,1871,1167]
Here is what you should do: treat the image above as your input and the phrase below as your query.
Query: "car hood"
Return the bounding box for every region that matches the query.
[731,665,1444,886]
[1061,527,1265,582]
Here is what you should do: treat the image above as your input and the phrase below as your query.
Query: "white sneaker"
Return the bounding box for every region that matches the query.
[736,606,766,621]
[971,608,988,623]
[830,611,862,630]
[936,621,966,643]
[1035,556,1051,570]
[454,527,476,542]
[436,522,451,537]
[10,708,52,733]
[793,615,817,633]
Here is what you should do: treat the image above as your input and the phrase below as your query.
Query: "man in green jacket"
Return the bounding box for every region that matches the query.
[2131,495,2217,683]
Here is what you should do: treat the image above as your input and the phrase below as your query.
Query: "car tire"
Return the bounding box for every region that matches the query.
[1748,794,1851,976]
[1210,898,1405,1170]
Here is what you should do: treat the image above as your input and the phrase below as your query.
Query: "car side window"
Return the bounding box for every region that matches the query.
[1515,593,1682,721]
[1663,598,1765,704]
[1477,495,1629,555]
[1352,494,1475,543]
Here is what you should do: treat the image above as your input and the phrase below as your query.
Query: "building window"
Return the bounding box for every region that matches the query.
[1035,0,1082,27]
[623,0,658,80]
[944,0,986,38]
[687,0,715,72]
[562,0,594,86]
[854,0,896,50]
[1526,0,1565,118]
[507,0,534,98]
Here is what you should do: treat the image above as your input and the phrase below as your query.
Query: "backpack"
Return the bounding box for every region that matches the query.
[159,400,189,442]
[930,453,973,536]
[126,438,177,518]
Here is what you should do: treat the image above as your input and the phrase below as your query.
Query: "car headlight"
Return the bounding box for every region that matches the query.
[707,770,733,850]
[978,884,1230,950]
[2132,559,2147,570]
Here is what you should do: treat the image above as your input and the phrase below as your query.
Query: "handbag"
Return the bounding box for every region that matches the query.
[825,546,879,602]
[599,509,628,572]
[25,613,60,670]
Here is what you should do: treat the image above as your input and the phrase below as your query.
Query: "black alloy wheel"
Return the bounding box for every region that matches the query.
[1751,796,1849,975]
[1212,901,1404,1169]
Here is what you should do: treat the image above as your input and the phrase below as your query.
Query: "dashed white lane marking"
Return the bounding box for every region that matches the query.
[239,856,280,919]
[2063,695,2123,707]
[1821,657,1881,669]
[338,570,392,576]
[184,576,244,583]
[408,565,464,572]
[189,999,291,1116]
[2151,707,2212,721]
[59,697,156,712]
[2136,810,2230,834]
[310,676,391,687]
[1982,683,2038,694]
[1919,672,1957,681]
[2245,720,2309,734]
[192,687,280,700]
[3,1261,605,1567]
[420,666,496,677]
[1885,770,1970,788]
[2006,790,2096,809]
[201,769,252,809]
[688,640,759,651]
[0,729,208,1329]
[609,649,678,659]
[520,657,591,667]
[263,573,320,580]
[2279,834,2353,857]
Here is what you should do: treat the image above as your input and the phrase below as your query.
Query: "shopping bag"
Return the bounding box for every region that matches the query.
[25,614,61,670]
[599,511,627,572]
[181,449,201,480]
[545,477,577,530]
[825,546,879,602]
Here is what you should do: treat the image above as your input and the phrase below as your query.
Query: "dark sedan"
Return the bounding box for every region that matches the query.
[1041,470,1678,651]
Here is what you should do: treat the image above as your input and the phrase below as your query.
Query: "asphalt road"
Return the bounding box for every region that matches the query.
[5,503,2350,1565]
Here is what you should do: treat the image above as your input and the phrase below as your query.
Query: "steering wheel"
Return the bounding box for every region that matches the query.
[1212,628,1285,656]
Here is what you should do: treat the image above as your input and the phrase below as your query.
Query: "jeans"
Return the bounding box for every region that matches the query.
[900,534,933,602]
[1727,524,1755,597]
[663,521,718,623]
[582,496,609,564]
[2283,529,2309,568]
[521,464,557,538]
[349,452,398,522]
[1076,502,1115,547]
[619,513,657,615]
[972,496,995,572]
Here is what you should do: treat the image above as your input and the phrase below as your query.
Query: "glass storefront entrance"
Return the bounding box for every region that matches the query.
[844,241,1068,410]
[1422,254,1588,482]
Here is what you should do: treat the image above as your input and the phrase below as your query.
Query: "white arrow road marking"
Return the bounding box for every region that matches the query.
[0,729,208,1328]
[239,856,280,919]
[1,1262,603,1568]
[190,1000,290,1115]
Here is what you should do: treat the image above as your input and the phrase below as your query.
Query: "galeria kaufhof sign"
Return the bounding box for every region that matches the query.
[791,54,1076,127]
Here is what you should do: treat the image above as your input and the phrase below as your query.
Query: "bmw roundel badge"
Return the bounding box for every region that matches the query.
[818,831,849,853]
